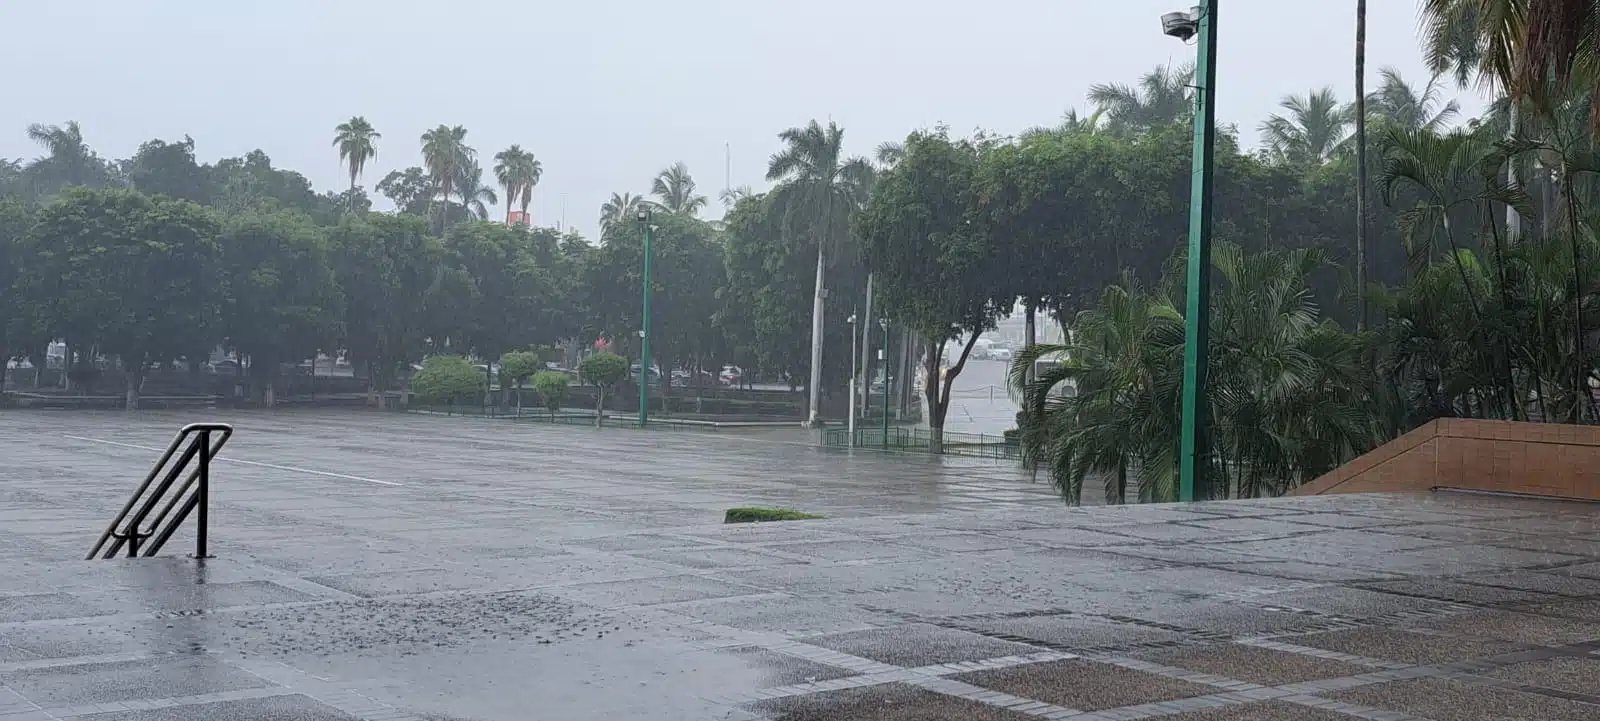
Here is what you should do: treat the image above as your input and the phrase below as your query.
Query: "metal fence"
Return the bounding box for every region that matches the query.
[819,426,1019,460]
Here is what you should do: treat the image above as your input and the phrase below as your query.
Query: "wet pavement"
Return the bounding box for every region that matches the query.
[1,410,1599,721]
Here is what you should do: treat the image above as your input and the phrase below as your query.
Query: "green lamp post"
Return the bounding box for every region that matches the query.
[1167,1,1219,502]
[637,208,654,428]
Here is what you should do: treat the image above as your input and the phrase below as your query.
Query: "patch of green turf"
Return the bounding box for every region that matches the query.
[724,507,823,523]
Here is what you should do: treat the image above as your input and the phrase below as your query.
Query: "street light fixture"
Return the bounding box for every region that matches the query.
[1168,1,1218,502]
[637,207,653,428]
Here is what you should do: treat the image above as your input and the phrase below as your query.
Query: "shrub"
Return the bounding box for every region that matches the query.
[579,352,628,427]
[531,371,569,417]
[724,507,822,523]
[410,355,483,406]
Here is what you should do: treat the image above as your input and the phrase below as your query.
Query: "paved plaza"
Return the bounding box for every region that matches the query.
[2,411,1599,720]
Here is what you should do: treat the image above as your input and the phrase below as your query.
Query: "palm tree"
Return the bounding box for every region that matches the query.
[766,120,874,426]
[650,162,708,216]
[421,125,472,227]
[493,145,541,223]
[1518,0,1598,97]
[333,117,380,212]
[25,120,99,189]
[1013,247,1374,504]
[452,159,498,221]
[1259,87,1356,165]
[1087,63,1194,135]
[1013,277,1185,504]
[1367,68,1464,131]
[874,141,905,168]
[719,185,753,209]
[599,192,643,232]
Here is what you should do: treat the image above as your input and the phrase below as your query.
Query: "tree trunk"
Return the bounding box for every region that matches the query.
[263,380,276,408]
[595,387,606,427]
[1507,103,1521,240]
[62,341,71,390]
[484,364,494,410]
[1354,0,1369,330]
[349,173,358,212]
[926,332,985,455]
[1024,301,1037,385]
[125,360,144,411]
[805,243,826,426]
[860,273,873,415]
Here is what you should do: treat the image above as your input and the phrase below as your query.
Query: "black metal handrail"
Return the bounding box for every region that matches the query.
[87,423,233,560]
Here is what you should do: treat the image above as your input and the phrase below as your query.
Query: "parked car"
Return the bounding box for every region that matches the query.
[718,365,742,386]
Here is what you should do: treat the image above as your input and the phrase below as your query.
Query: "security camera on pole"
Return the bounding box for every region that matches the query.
[1160,2,1218,502]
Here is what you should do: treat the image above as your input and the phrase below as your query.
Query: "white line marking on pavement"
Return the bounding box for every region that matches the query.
[60,435,405,487]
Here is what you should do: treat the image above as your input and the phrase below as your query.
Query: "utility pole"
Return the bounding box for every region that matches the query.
[1179,0,1218,502]
[638,209,654,427]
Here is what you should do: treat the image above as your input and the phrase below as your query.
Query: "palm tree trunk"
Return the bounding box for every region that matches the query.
[1564,164,1586,422]
[505,191,515,225]
[348,170,357,212]
[1506,103,1521,240]
[1354,0,1369,330]
[805,242,826,426]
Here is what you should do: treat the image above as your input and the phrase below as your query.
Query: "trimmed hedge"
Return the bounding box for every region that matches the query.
[724,507,822,524]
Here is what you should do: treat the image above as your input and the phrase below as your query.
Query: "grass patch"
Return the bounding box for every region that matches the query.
[724,507,822,524]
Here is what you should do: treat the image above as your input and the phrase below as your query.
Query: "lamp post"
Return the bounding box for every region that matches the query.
[879,318,890,449]
[847,313,858,446]
[1164,2,1218,502]
[637,208,653,428]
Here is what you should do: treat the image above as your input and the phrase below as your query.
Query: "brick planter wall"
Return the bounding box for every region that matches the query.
[1294,419,1600,501]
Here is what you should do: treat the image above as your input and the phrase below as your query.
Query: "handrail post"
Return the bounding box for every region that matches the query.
[195,430,210,559]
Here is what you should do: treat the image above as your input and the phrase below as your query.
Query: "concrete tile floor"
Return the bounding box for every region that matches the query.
[0,410,1597,721]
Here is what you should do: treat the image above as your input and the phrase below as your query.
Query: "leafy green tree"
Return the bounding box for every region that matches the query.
[410,355,483,407]
[208,150,324,218]
[587,210,726,389]
[766,119,874,424]
[580,352,627,427]
[333,117,380,211]
[860,130,1009,452]
[441,221,553,400]
[651,162,708,216]
[1259,87,1355,165]
[499,350,541,411]
[493,145,542,223]
[377,166,433,215]
[330,213,441,395]
[0,200,32,389]
[23,188,222,409]
[532,370,569,418]
[218,210,343,406]
[126,137,209,204]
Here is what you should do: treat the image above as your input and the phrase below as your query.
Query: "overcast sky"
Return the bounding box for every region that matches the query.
[2,1,1482,240]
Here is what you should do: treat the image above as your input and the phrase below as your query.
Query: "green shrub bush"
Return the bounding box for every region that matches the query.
[724,507,822,523]
[410,355,483,406]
